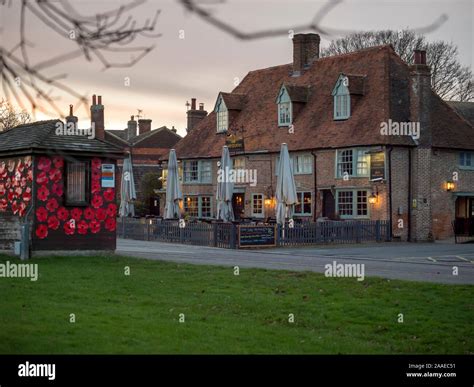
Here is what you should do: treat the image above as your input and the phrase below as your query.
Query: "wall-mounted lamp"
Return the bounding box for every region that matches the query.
[368,192,378,205]
[445,181,455,192]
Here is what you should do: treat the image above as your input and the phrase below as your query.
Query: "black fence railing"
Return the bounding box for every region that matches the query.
[452,218,474,244]
[117,218,391,249]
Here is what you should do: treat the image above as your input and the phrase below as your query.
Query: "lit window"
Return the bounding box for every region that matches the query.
[337,149,370,178]
[183,160,211,184]
[252,194,264,217]
[184,196,212,218]
[66,161,88,205]
[356,150,370,176]
[337,190,369,218]
[337,150,353,177]
[294,192,312,215]
[294,154,312,174]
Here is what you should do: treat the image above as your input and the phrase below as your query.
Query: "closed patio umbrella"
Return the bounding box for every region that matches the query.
[119,153,137,217]
[275,143,297,225]
[216,145,234,222]
[164,149,183,219]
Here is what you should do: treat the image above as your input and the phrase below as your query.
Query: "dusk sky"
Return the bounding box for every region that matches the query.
[1,0,472,137]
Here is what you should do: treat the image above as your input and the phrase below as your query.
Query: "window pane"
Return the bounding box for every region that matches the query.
[233,157,245,170]
[184,161,199,182]
[357,191,368,216]
[356,150,370,176]
[200,161,212,183]
[279,102,291,125]
[201,196,211,218]
[338,191,353,216]
[252,194,263,215]
[184,196,198,217]
[303,192,312,214]
[67,162,86,203]
[338,150,353,177]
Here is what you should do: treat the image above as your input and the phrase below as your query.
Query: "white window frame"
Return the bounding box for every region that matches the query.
[275,154,312,176]
[183,160,212,184]
[276,86,292,126]
[332,75,350,120]
[251,193,264,218]
[459,151,474,170]
[294,191,312,216]
[336,189,370,219]
[215,96,228,133]
[336,148,370,178]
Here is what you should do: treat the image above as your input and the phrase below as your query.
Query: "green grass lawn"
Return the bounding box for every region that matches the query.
[0,253,472,354]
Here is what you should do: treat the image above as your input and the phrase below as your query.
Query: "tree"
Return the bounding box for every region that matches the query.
[0,98,30,131]
[140,172,162,202]
[321,30,473,101]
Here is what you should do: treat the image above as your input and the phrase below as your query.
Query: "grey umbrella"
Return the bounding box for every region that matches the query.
[164,149,183,219]
[119,153,137,217]
[216,146,234,222]
[275,143,297,225]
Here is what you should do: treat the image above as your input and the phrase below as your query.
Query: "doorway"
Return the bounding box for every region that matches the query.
[232,193,245,220]
[148,196,160,216]
[321,189,335,219]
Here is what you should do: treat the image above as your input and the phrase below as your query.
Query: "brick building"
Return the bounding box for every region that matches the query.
[165,34,474,241]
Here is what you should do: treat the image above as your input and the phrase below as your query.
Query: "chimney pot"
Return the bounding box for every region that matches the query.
[199,103,204,111]
[413,49,427,65]
[191,98,196,110]
[98,95,102,105]
[92,94,96,105]
[138,118,152,135]
[69,104,73,116]
[292,33,320,75]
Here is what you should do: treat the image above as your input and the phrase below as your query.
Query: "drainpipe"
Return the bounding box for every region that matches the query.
[311,151,317,222]
[407,148,412,241]
[387,146,393,240]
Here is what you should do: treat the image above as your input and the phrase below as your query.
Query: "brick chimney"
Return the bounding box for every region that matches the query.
[127,115,137,140]
[171,126,177,133]
[409,49,431,146]
[90,94,105,140]
[65,104,78,127]
[186,98,207,133]
[292,33,320,75]
[138,119,152,135]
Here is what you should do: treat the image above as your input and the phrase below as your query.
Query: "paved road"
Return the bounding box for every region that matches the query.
[116,239,474,284]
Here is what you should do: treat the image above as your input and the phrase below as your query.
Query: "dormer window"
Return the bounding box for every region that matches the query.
[215,96,228,133]
[276,86,292,126]
[332,74,350,120]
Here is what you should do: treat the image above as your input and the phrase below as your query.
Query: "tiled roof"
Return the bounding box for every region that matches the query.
[172,45,474,159]
[284,84,310,102]
[105,127,181,148]
[0,120,124,156]
[446,101,474,127]
[219,93,247,111]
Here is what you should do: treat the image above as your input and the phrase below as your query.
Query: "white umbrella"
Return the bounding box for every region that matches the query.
[119,153,137,217]
[164,149,183,219]
[216,146,234,222]
[275,143,297,225]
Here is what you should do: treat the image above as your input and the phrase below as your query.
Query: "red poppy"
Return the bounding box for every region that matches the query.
[70,208,82,221]
[64,220,75,235]
[7,160,15,173]
[7,189,15,201]
[57,207,69,221]
[46,198,59,212]
[5,177,11,189]
[52,183,63,197]
[105,217,116,232]
[36,224,48,239]
[106,203,117,218]
[27,169,33,182]
[47,215,60,230]
[96,208,107,221]
[90,219,101,234]
[23,187,32,202]
[0,184,5,196]
[0,198,7,212]
[91,180,101,194]
[91,169,101,181]
[77,220,88,235]
[38,157,51,172]
[0,161,6,178]
[49,168,62,183]
[91,195,103,209]
[15,186,22,197]
[37,185,49,201]
[18,202,27,217]
[84,207,95,220]
[53,156,64,169]
[103,188,114,202]
[20,177,27,188]
[11,201,19,215]
[36,207,48,222]
[16,160,25,174]
[91,158,101,170]
[36,171,48,185]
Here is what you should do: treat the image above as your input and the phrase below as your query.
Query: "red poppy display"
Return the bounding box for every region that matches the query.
[70,208,83,221]
[96,208,107,221]
[84,207,95,220]
[18,202,27,217]
[0,184,5,196]
[105,217,116,232]
[91,180,101,194]
[53,156,64,169]
[47,215,60,230]
[38,157,51,172]
[106,203,117,218]
[103,188,115,202]
[46,198,59,213]
[52,183,63,197]
[36,171,48,185]
[90,219,101,234]
[11,201,19,215]
[23,187,32,202]
[91,169,101,181]
[0,198,7,212]
[36,224,48,239]
[77,220,88,235]
[91,158,101,170]
[57,207,69,221]
[49,168,62,183]
[64,221,75,236]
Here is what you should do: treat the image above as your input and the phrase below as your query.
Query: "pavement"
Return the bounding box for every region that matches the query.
[116,239,474,284]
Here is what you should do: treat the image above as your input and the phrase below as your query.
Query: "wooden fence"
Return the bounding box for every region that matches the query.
[117,218,391,249]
